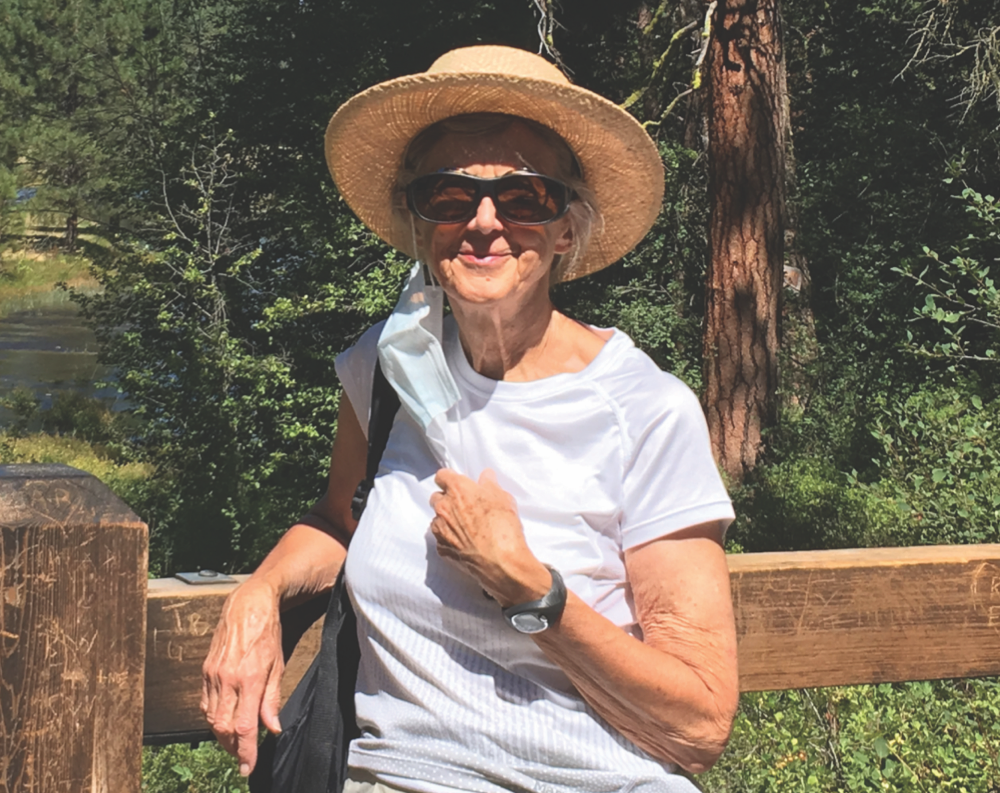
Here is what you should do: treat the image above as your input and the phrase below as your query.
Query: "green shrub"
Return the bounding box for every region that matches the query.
[895,187,999,375]
[0,386,39,436]
[862,384,1000,546]
[38,390,120,442]
[142,742,247,793]
[0,428,183,574]
[0,430,146,479]
[729,457,901,552]
[733,378,1000,553]
[705,680,1000,792]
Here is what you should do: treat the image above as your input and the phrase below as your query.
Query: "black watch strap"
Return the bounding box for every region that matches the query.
[502,567,566,634]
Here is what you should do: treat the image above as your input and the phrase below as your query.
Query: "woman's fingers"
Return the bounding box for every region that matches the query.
[433,467,460,491]
[200,581,283,774]
[206,657,278,774]
[430,515,454,548]
[478,468,517,509]
[200,663,218,731]
[203,664,239,741]
[260,659,284,735]
[233,681,266,775]
[206,655,274,774]
[431,468,486,516]
[202,641,238,745]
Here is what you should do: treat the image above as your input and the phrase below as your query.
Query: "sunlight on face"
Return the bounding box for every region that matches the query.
[412,122,574,312]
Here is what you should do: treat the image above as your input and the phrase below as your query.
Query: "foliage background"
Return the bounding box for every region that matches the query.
[2,0,999,790]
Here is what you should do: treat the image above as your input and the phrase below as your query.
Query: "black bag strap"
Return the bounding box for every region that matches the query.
[250,360,400,793]
[351,361,399,521]
[291,566,357,792]
[296,359,399,792]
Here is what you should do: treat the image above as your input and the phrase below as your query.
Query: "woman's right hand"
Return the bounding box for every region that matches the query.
[201,578,285,777]
[199,397,366,775]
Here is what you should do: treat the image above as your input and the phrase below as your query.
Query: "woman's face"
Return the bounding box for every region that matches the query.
[411,122,574,310]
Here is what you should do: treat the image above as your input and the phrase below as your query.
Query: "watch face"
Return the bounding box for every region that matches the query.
[510,612,549,634]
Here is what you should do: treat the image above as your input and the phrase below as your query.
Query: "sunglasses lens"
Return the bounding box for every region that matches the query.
[408,173,570,224]
[495,175,567,223]
[410,174,479,223]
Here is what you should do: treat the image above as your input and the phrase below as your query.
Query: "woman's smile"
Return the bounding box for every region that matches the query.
[456,233,515,266]
[458,251,509,265]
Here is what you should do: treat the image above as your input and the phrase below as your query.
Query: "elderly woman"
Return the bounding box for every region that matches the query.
[202,46,738,792]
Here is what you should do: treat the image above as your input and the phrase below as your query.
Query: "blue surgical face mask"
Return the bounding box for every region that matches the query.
[377,261,461,440]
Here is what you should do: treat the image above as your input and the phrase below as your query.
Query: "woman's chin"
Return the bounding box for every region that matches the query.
[438,255,549,308]
[442,263,514,301]
[448,281,518,306]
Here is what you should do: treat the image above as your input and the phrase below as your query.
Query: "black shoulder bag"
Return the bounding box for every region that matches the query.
[250,361,400,793]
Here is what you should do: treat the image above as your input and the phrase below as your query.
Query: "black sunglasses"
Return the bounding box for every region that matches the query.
[406,170,573,226]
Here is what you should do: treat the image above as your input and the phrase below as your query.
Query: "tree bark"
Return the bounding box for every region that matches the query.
[703,0,786,483]
[65,211,78,250]
[777,50,819,409]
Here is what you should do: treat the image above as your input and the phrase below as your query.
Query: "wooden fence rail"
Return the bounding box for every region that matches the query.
[4,464,1000,792]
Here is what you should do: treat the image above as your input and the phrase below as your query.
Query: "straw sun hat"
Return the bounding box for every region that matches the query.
[325,45,665,283]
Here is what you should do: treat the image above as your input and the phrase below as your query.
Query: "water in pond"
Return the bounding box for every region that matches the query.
[0,290,125,426]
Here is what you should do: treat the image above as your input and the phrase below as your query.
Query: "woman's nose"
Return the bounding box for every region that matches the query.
[470,196,503,232]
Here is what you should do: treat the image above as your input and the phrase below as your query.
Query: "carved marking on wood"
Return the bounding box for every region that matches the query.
[971,562,1000,633]
[1,465,148,793]
[167,640,185,663]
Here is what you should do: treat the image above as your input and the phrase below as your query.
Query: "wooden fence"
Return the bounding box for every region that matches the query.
[4,464,1000,792]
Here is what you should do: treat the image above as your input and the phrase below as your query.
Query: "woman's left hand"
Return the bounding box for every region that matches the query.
[429,468,551,606]
[432,469,738,772]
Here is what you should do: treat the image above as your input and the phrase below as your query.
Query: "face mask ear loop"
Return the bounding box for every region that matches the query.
[408,212,464,473]
[410,214,441,288]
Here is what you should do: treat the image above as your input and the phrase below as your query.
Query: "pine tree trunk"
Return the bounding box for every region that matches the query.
[778,57,819,407]
[66,211,79,250]
[702,0,786,482]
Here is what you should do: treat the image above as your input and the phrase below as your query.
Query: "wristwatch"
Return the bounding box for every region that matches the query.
[502,567,567,634]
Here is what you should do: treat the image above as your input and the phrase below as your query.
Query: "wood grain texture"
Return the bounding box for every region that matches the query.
[729,544,1000,690]
[144,544,1000,738]
[144,575,321,737]
[0,464,148,793]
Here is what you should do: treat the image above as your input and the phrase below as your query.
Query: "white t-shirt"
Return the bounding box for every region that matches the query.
[335,317,734,793]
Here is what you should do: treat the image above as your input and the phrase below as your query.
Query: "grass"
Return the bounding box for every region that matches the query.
[0,218,106,315]
[0,432,153,485]
[0,249,99,309]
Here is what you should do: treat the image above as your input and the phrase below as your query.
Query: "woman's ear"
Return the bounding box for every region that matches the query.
[553,221,574,255]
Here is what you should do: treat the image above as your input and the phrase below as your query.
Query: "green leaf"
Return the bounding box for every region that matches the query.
[874,736,890,759]
[172,764,194,781]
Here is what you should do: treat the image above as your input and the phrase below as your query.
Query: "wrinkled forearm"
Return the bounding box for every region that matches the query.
[249,520,348,610]
[531,592,738,773]
[429,473,739,773]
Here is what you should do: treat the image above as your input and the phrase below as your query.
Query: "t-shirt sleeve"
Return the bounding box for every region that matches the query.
[620,375,735,551]
[333,321,386,439]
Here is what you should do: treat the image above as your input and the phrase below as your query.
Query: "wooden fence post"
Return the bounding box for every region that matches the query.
[0,464,148,793]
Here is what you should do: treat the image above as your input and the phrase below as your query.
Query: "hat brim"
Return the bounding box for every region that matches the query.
[325,71,664,282]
